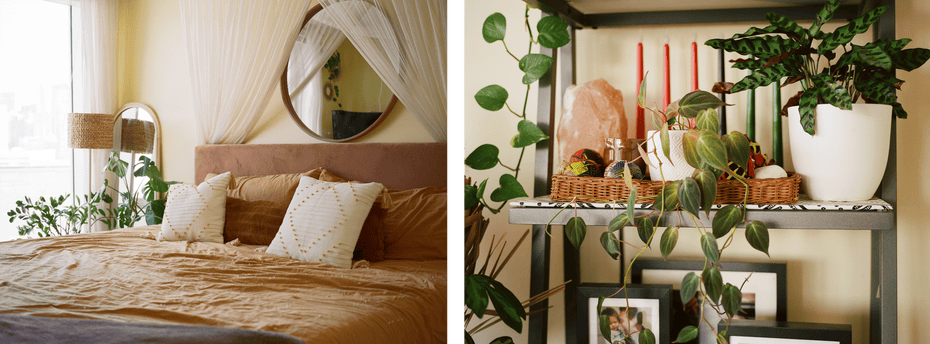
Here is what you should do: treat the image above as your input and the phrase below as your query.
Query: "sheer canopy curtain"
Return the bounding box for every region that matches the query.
[180,0,310,145]
[319,0,446,141]
[70,0,119,233]
[287,8,346,133]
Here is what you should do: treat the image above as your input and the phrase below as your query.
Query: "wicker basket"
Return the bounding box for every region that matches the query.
[550,173,801,204]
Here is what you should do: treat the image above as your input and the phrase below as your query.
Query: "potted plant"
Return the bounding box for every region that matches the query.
[465,5,571,344]
[705,0,930,201]
[640,77,729,181]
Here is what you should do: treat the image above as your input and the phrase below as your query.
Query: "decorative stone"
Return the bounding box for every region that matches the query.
[567,160,599,177]
[558,161,575,176]
[569,149,604,177]
[604,160,644,179]
[755,165,788,179]
[558,79,628,163]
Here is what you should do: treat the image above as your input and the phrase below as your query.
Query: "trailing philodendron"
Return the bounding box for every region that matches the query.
[561,79,771,344]
[465,5,571,344]
[706,0,930,135]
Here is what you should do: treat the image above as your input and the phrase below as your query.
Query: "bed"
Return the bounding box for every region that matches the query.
[0,142,447,344]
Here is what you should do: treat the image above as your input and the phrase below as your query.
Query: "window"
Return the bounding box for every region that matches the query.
[0,0,73,241]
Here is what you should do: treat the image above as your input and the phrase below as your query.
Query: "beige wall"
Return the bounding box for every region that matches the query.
[117,0,434,185]
[466,1,930,344]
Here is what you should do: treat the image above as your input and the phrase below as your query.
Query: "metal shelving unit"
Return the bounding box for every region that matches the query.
[511,1,898,343]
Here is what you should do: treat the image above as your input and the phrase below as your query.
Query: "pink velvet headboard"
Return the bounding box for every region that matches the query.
[195,142,446,190]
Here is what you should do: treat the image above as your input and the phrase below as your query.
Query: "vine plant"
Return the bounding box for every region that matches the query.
[464,5,571,344]
[561,79,772,344]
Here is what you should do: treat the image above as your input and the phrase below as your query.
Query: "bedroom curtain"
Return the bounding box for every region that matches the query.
[180,0,310,145]
[319,0,447,141]
[71,0,119,233]
[287,8,346,133]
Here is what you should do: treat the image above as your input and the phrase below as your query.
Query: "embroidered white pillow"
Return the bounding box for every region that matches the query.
[157,172,231,243]
[266,176,384,268]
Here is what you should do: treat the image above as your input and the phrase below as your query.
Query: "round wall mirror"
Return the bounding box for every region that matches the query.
[281,4,397,142]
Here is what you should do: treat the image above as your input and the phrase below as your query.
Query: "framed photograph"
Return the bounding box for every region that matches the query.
[720,319,852,344]
[577,283,672,344]
[630,260,787,344]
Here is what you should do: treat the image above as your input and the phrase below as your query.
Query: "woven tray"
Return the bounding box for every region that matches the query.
[550,173,801,204]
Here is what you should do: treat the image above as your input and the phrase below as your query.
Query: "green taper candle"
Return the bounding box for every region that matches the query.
[747,88,756,142]
[772,80,783,166]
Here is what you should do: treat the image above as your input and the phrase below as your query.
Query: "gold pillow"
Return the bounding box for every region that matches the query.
[206,168,323,205]
[382,186,447,261]
[222,198,288,245]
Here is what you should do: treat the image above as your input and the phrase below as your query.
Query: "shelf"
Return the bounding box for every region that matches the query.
[509,196,894,230]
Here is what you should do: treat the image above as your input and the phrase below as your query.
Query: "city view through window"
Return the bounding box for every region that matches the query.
[0,1,73,241]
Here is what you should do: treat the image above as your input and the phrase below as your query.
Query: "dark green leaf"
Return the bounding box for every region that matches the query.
[817,6,886,54]
[682,129,702,169]
[654,181,679,212]
[726,25,779,39]
[856,70,899,105]
[477,179,488,202]
[852,44,893,71]
[892,102,907,119]
[712,205,743,238]
[490,336,515,344]
[696,131,730,172]
[678,177,701,217]
[702,266,724,302]
[600,231,621,260]
[519,54,554,84]
[465,274,490,317]
[893,48,930,71]
[146,199,166,225]
[599,314,612,342]
[730,58,766,70]
[696,109,719,133]
[673,326,699,343]
[637,216,655,247]
[692,169,717,216]
[724,131,750,173]
[809,0,842,38]
[609,213,630,232]
[465,332,475,344]
[721,283,742,318]
[678,90,727,119]
[660,226,679,259]
[475,85,509,111]
[680,272,700,305]
[536,16,570,49]
[482,13,506,43]
[489,174,528,202]
[701,233,720,265]
[798,89,819,135]
[485,278,527,333]
[566,217,587,249]
[765,12,806,40]
[811,73,852,110]
[639,328,656,344]
[704,36,799,59]
[465,185,479,210]
[867,38,912,55]
[511,120,550,148]
[626,187,637,227]
[730,63,791,93]
[746,221,771,257]
[465,144,500,170]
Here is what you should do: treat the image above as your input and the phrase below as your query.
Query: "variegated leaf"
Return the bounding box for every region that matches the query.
[799,89,819,135]
[893,48,930,71]
[731,58,765,70]
[730,64,791,93]
[817,6,887,54]
[852,44,893,71]
[866,38,911,55]
[857,70,899,104]
[765,12,807,41]
[706,36,799,59]
[809,0,842,38]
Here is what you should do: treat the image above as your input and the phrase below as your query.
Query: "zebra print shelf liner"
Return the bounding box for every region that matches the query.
[509,195,892,211]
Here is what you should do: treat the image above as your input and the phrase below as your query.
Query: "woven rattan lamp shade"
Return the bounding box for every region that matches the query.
[120,118,155,154]
[68,113,114,149]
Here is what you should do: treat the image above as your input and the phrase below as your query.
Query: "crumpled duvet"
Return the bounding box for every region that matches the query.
[0,226,447,344]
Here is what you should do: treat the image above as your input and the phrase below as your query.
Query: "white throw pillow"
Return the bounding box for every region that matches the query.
[266,176,384,268]
[157,172,232,243]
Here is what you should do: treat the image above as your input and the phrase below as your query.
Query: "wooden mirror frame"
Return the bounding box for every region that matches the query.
[280,4,398,142]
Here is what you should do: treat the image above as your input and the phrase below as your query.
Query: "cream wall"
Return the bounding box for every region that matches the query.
[466,1,930,344]
[116,0,434,185]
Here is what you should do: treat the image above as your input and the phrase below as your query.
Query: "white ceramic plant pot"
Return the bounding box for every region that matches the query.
[646,130,696,181]
[787,104,891,201]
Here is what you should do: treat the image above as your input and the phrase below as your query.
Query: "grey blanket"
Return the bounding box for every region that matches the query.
[0,314,306,344]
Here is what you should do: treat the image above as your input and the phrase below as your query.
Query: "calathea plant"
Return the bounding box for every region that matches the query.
[560,79,771,344]
[705,0,930,135]
[464,5,571,344]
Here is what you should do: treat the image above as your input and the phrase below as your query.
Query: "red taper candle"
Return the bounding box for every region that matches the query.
[636,36,644,139]
[663,37,670,110]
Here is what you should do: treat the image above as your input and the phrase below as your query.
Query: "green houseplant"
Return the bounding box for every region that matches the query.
[556,80,771,344]
[8,152,174,237]
[705,0,930,201]
[465,5,571,344]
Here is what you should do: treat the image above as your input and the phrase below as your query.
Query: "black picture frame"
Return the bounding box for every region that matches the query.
[576,283,672,344]
[630,260,787,344]
[720,319,852,344]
